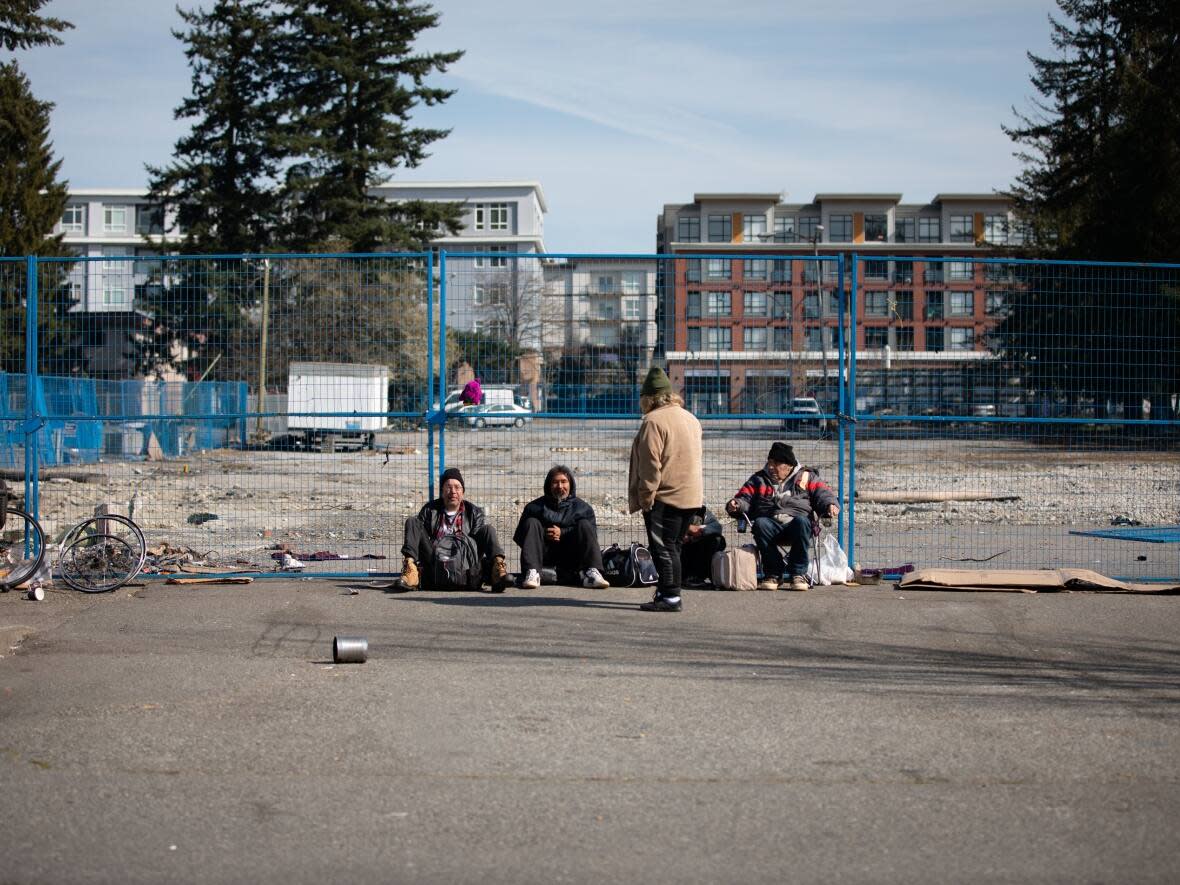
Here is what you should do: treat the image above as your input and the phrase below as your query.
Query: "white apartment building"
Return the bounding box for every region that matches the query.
[541,257,658,362]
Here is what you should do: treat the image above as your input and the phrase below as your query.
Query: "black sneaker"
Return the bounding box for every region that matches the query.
[639,595,682,613]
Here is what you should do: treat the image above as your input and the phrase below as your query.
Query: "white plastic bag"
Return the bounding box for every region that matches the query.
[806,532,854,586]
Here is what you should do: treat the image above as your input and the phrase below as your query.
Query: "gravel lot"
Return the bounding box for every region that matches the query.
[25,420,1180,580]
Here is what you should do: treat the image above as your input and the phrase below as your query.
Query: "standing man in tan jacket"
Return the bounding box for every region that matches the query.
[627,367,704,612]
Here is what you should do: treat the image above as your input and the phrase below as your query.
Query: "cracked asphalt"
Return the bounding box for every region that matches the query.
[2,578,1179,884]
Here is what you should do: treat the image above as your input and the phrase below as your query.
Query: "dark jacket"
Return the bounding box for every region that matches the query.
[731,466,838,526]
[414,498,490,539]
[513,467,597,546]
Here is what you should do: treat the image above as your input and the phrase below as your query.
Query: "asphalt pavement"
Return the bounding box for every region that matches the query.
[2,578,1179,884]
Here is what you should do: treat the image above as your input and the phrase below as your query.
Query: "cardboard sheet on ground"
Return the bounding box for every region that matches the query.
[898,568,1180,594]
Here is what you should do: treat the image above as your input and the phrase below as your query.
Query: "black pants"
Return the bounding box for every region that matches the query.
[402,517,503,582]
[516,518,604,577]
[680,534,726,583]
[643,502,696,597]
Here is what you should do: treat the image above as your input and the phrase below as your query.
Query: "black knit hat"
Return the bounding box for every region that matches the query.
[439,467,465,490]
[768,442,797,466]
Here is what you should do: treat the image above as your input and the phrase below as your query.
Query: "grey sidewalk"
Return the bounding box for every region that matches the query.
[2,579,1179,884]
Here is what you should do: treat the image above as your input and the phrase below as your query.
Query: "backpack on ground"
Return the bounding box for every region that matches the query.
[711,544,759,591]
[429,532,483,590]
[601,543,659,587]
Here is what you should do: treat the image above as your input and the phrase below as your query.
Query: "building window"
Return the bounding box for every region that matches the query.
[705,291,731,316]
[743,214,767,242]
[687,328,701,351]
[474,203,509,231]
[597,275,616,294]
[829,214,852,242]
[918,217,940,242]
[864,259,889,281]
[621,271,643,294]
[865,292,890,317]
[985,264,1014,283]
[703,326,731,350]
[594,300,617,320]
[1009,218,1029,245]
[705,259,730,280]
[622,297,642,320]
[772,326,791,350]
[475,245,509,268]
[865,327,888,348]
[685,259,701,283]
[803,291,821,319]
[743,259,768,281]
[802,259,821,284]
[893,260,913,283]
[949,291,974,316]
[864,214,887,242]
[893,291,913,320]
[677,215,700,242]
[983,214,1008,244]
[825,290,840,317]
[948,261,974,282]
[985,290,1010,317]
[895,327,914,351]
[924,291,944,320]
[770,291,790,319]
[744,291,769,317]
[949,214,974,243]
[101,248,131,305]
[743,327,768,351]
[926,327,944,351]
[61,204,85,233]
[103,205,128,233]
[895,216,915,243]
[135,205,164,235]
[773,215,795,242]
[686,292,701,319]
[804,327,828,351]
[948,327,975,350]
[923,260,944,284]
[798,215,820,242]
[707,214,731,242]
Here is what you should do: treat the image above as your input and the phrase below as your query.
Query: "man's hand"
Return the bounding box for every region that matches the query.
[545,525,562,543]
[826,504,840,518]
[683,523,703,543]
[725,498,740,516]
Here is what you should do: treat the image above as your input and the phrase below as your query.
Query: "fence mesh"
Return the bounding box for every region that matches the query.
[5,251,1177,581]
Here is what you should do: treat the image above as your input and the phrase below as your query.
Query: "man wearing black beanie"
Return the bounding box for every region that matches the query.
[398,466,510,592]
[725,442,839,590]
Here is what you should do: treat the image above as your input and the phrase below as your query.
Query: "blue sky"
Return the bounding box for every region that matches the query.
[15,0,1059,252]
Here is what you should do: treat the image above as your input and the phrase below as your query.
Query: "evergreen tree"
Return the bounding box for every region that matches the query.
[274,0,464,251]
[146,0,283,254]
[0,0,73,373]
[998,0,1180,414]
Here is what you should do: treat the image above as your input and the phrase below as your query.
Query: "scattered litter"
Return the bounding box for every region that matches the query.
[333,636,367,663]
[857,491,1021,504]
[270,546,386,562]
[942,550,1009,563]
[551,447,587,453]
[186,512,219,525]
[856,563,914,580]
[166,576,253,585]
[26,586,45,602]
[276,553,305,571]
[1110,514,1143,526]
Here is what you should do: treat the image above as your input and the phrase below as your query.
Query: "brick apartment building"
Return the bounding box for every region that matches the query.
[655,192,1024,416]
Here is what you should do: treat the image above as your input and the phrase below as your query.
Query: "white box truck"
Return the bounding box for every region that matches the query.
[287,362,388,451]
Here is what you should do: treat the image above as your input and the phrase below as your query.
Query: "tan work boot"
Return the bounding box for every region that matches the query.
[399,556,419,590]
[788,575,809,592]
[756,576,779,591]
[490,555,510,593]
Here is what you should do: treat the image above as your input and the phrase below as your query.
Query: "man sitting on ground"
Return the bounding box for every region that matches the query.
[725,442,839,591]
[680,508,726,588]
[513,465,610,590]
[399,467,510,592]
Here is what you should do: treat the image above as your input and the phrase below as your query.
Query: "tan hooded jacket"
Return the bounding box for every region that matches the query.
[627,403,704,513]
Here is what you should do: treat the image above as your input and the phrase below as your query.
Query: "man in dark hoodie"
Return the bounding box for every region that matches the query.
[725,442,839,591]
[512,465,610,590]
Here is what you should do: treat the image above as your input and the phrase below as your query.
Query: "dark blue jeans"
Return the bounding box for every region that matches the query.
[643,502,695,597]
[751,515,811,579]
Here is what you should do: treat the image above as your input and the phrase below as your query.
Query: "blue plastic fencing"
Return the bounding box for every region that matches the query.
[2,250,1176,581]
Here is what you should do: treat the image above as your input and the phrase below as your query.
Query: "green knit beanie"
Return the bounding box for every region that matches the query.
[641,366,673,397]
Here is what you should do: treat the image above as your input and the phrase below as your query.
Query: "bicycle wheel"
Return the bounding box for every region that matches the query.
[57,513,147,593]
[0,506,46,591]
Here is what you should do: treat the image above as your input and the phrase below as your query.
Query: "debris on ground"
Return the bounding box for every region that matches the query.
[186,512,219,525]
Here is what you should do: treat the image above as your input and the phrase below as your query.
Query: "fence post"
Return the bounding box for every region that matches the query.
[23,256,40,520]
[436,250,448,488]
[847,252,858,563]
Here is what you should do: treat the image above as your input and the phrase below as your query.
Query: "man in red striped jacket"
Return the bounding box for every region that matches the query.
[725,442,839,591]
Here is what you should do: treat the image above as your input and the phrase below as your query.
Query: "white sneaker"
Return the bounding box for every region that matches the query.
[521,568,541,589]
[582,567,609,589]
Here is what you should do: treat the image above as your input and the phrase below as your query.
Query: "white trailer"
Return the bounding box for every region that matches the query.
[286,362,388,451]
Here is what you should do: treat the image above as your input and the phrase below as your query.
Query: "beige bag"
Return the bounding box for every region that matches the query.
[711,544,759,591]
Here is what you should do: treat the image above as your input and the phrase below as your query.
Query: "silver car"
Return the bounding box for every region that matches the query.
[461,403,533,429]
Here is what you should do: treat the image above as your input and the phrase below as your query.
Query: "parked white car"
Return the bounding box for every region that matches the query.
[460,403,533,429]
